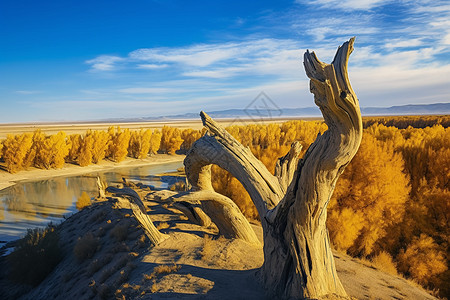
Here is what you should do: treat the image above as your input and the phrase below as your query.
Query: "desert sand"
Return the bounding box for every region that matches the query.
[0,118,321,140]
[0,120,205,140]
[0,183,437,300]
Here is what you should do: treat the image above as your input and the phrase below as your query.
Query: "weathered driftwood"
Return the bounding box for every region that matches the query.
[106,186,168,245]
[96,177,106,199]
[183,38,362,299]
[275,141,303,192]
[172,199,213,227]
[170,190,260,245]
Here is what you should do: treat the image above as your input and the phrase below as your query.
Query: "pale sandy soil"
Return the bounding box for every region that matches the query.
[0,117,322,139]
[0,184,436,300]
[0,120,205,139]
[0,154,185,191]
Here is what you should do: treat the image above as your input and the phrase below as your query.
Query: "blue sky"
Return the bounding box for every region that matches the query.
[0,0,449,123]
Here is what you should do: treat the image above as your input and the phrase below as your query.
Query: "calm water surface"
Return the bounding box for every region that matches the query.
[0,161,183,244]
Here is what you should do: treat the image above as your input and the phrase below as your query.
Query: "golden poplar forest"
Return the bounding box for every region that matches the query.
[0,115,448,297]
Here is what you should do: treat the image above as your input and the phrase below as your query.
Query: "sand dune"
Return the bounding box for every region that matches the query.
[0,184,436,300]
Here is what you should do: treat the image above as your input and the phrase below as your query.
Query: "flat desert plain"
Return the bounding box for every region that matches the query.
[0,117,322,139]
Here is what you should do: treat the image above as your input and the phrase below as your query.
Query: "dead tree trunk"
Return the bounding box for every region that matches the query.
[170,190,261,245]
[106,186,169,245]
[96,177,106,199]
[183,38,362,299]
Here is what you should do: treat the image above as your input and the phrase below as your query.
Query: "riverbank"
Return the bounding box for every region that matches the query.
[0,154,185,191]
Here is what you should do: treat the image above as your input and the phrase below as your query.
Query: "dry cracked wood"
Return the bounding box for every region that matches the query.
[96,177,106,199]
[170,190,261,246]
[106,186,169,245]
[183,38,362,299]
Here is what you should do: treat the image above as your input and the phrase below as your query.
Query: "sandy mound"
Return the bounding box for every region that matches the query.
[0,186,437,300]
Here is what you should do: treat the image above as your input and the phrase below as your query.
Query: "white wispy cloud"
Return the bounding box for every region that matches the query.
[15,90,42,95]
[351,64,450,106]
[443,33,450,45]
[129,44,240,67]
[182,69,242,78]
[296,0,392,10]
[129,39,301,70]
[410,1,450,14]
[294,13,379,45]
[84,34,449,111]
[402,1,450,51]
[384,39,423,49]
[137,64,169,69]
[80,1,450,117]
[118,87,174,94]
[87,38,303,79]
[85,55,124,71]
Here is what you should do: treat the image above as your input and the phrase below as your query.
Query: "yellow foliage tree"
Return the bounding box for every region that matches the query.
[78,131,95,167]
[159,125,171,153]
[0,140,3,160]
[363,115,450,129]
[327,134,410,256]
[404,181,450,247]
[160,126,183,155]
[76,191,92,210]
[280,120,327,150]
[34,131,70,169]
[252,144,291,174]
[129,129,152,159]
[400,125,449,195]
[180,129,202,151]
[3,133,34,173]
[67,134,81,162]
[52,132,70,168]
[371,251,398,275]
[129,130,140,158]
[107,127,131,162]
[397,234,447,287]
[30,129,46,168]
[91,130,109,164]
[327,207,365,251]
[168,135,183,155]
[149,129,162,155]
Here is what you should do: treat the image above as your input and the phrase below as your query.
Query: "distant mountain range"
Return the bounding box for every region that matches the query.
[143,102,450,120]
[361,103,450,115]
[98,103,450,123]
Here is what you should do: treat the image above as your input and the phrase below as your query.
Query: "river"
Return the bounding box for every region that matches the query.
[0,161,184,246]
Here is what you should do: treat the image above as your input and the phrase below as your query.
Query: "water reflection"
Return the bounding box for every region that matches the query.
[0,161,183,243]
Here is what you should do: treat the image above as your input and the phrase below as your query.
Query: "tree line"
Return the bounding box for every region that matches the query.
[0,126,203,173]
[362,115,450,129]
